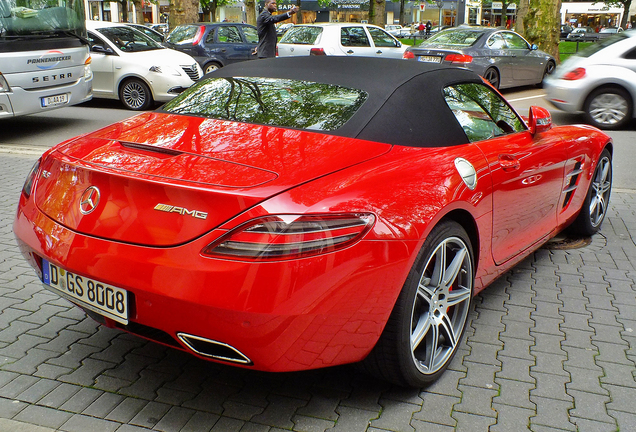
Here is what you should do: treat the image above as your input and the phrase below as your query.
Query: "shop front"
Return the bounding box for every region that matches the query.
[561,2,623,30]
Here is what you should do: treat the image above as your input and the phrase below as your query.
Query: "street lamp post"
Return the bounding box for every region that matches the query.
[436,0,443,31]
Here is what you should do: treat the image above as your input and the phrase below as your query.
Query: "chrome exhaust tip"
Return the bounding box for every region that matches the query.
[177,333,252,365]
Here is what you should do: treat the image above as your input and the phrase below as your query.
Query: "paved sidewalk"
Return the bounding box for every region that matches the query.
[0,150,635,432]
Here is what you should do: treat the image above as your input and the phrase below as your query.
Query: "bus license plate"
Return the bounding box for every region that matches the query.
[42,259,128,324]
[41,93,69,107]
[418,56,442,63]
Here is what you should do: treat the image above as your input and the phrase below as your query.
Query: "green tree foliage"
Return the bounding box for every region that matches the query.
[200,0,233,21]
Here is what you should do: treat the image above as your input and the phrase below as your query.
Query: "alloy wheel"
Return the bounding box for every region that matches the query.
[588,93,629,127]
[589,155,612,228]
[410,236,472,375]
[122,81,149,110]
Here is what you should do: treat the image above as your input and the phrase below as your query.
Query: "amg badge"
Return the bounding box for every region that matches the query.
[154,204,208,220]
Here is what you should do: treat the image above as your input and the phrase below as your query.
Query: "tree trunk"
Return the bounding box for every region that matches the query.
[523,0,561,62]
[245,0,257,26]
[132,0,144,24]
[297,0,303,23]
[369,0,385,27]
[621,0,632,29]
[169,0,199,28]
[515,0,529,35]
[399,0,406,25]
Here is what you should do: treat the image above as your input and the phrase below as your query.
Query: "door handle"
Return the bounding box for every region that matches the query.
[499,154,520,171]
[376,50,382,54]
[347,50,354,54]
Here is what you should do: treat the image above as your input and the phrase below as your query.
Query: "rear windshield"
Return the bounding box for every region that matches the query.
[279,26,322,44]
[166,25,199,44]
[162,76,367,131]
[423,29,483,47]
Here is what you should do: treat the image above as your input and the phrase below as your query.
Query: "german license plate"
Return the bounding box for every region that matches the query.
[41,93,69,107]
[42,259,128,324]
[418,55,442,63]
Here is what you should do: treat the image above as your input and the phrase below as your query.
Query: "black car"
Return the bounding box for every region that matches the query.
[165,23,258,74]
[560,24,573,40]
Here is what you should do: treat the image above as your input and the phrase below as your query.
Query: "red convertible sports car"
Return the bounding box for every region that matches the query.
[14,57,612,387]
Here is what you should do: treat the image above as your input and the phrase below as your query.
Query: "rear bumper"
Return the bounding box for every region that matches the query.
[0,76,92,118]
[14,195,412,372]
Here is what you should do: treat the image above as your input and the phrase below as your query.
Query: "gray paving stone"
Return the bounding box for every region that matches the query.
[14,404,73,429]
[37,382,81,409]
[105,397,148,423]
[568,390,614,424]
[82,392,126,418]
[410,419,455,432]
[560,327,595,349]
[210,417,244,431]
[0,396,28,418]
[491,403,533,432]
[153,406,196,432]
[250,394,307,429]
[497,336,534,361]
[496,356,534,383]
[609,409,636,432]
[561,346,601,371]
[453,385,497,418]
[291,414,335,432]
[492,378,535,410]
[369,399,420,432]
[295,393,341,421]
[0,374,38,399]
[58,414,121,432]
[457,362,499,389]
[118,369,172,400]
[239,422,272,432]
[129,400,171,429]
[530,371,572,402]
[420,369,463,398]
[564,366,608,396]
[326,405,377,432]
[452,411,497,431]
[181,411,220,432]
[221,401,264,421]
[529,396,576,431]
[59,387,103,413]
[597,361,636,387]
[33,363,73,380]
[2,347,60,375]
[570,417,618,432]
[14,377,59,404]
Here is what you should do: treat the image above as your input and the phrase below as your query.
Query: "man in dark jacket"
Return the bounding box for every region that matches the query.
[256,0,298,58]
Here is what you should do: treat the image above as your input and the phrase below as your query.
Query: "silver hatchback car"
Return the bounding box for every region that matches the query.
[544,31,636,129]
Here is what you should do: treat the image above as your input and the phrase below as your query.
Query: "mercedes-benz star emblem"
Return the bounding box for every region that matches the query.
[79,186,101,215]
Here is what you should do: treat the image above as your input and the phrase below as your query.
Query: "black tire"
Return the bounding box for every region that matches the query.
[539,60,556,87]
[363,220,474,387]
[583,86,633,130]
[119,78,153,111]
[568,148,612,236]
[204,62,222,74]
[483,67,500,89]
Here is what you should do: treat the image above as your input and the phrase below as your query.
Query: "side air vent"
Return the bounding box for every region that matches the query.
[562,161,583,209]
[177,333,252,365]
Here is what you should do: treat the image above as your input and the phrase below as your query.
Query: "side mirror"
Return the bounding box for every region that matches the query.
[397,41,402,48]
[91,45,114,54]
[530,43,538,50]
[528,106,552,135]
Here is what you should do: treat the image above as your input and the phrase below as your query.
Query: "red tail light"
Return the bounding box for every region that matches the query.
[202,214,375,261]
[193,26,205,45]
[562,67,586,80]
[22,159,41,198]
[403,51,415,59]
[445,54,473,64]
[310,48,326,56]
[276,46,278,56]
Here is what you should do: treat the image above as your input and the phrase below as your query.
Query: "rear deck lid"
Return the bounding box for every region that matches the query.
[34,112,391,246]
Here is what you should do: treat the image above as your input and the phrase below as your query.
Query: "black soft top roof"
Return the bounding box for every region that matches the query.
[207,57,485,147]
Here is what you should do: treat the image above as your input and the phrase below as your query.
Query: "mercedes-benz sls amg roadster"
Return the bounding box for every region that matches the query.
[14,57,613,387]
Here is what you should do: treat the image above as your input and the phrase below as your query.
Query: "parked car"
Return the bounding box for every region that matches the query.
[276,22,294,36]
[278,23,406,58]
[14,56,613,387]
[165,23,258,74]
[599,27,623,39]
[385,24,405,37]
[544,31,636,129]
[560,24,574,40]
[403,27,556,89]
[124,23,165,44]
[86,20,202,110]
[150,23,169,36]
[566,26,600,41]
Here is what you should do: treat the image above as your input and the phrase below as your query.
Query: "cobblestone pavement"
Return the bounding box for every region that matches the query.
[1,149,635,432]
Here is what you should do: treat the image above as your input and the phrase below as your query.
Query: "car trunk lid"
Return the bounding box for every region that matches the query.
[35,112,391,246]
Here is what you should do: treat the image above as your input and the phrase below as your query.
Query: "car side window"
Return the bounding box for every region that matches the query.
[487,33,506,49]
[501,32,529,49]
[341,27,370,47]
[243,26,258,44]
[444,83,526,142]
[368,27,398,47]
[623,47,636,59]
[217,26,242,43]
